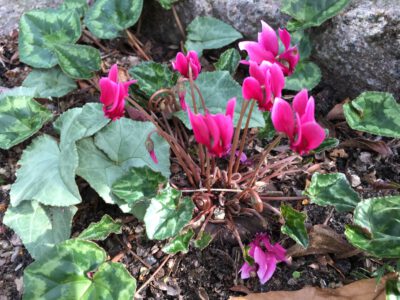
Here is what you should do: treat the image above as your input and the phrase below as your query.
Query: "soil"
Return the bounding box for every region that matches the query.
[1,21,399,300]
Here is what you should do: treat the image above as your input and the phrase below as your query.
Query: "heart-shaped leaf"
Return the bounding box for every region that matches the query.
[345,196,400,258]
[10,135,81,207]
[214,48,241,75]
[282,0,351,31]
[281,204,309,248]
[53,43,101,79]
[85,0,143,39]
[4,201,76,259]
[284,61,321,91]
[304,173,361,212]
[23,239,136,299]
[144,187,194,240]
[60,0,88,17]
[78,215,122,241]
[129,61,178,98]
[193,232,213,250]
[0,95,52,150]
[343,92,400,138]
[185,17,243,56]
[19,9,81,68]
[290,31,312,60]
[175,71,265,129]
[22,67,76,98]
[162,228,194,254]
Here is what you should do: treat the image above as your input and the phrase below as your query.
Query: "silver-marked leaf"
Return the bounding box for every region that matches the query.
[284,61,321,91]
[60,0,88,17]
[282,0,351,31]
[129,61,178,98]
[22,67,76,98]
[214,48,241,75]
[4,201,76,259]
[281,204,309,248]
[78,214,122,241]
[85,0,143,39]
[0,95,52,150]
[19,9,81,68]
[193,232,213,250]
[290,31,312,60]
[157,0,180,9]
[162,228,194,254]
[23,239,136,300]
[53,43,101,79]
[144,187,194,240]
[0,87,38,99]
[175,71,265,129]
[343,92,400,138]
[345,196,400,258]
[304,173,361,212]
[10,135,81,207]
[185,17,243,56]
[312,137,339,153]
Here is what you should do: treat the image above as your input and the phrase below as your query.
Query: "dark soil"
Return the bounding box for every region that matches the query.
[1,22,399,300]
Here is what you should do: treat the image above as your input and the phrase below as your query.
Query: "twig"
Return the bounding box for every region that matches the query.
[171,5,186,40]
[260,196,308,201]
[181,188,243,193]
[125,29,152,61]
[135,254,173,297]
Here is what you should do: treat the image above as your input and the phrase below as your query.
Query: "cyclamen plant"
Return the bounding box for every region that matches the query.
[98,21,323,284]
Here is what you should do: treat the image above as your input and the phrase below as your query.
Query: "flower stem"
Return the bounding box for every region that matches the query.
[227,100,250,185]
[233,99,256,173]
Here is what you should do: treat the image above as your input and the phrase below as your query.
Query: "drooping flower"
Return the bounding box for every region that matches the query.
[239,21,300,76]
[271,89,325,155]
[240,233,287,284]
[99,64,137,120]
[145,134,158,164]
[242,61,285,111]
[172,50,202,80]
[188,98,236,157]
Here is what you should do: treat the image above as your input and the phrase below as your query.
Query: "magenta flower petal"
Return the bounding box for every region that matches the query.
[278,28,291,50]
[302,96,316,123]
[99,78,119,107]
[149,150,158,164]
[242,77,263,102]
[173,51,201,80]
[188,110,210,146]
[269,63,285,98]
[259,21,279,56]
[292,89,309,116]
[271,98,295,139]
[225,97,236,119]
[292,121,326,154]
[254,246,277,284]
[108,64,119,82]
[238,41,274,64]
[240,262,255,279]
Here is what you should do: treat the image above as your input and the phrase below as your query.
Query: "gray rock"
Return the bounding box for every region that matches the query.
[0,0,63,37]
[143,0,400,101]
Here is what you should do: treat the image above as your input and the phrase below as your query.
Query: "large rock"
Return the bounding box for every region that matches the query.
[0,0,63,37]
[143,0,400,101]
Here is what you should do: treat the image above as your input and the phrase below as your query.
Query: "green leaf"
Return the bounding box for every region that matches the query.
[304,173,361,212]
[175,71,265,129]
[4,201,76,260]
[282,0,351,31]
[10,135,81,207]
[162,229,194,254]
[60,0,88,17]
[281,204,309,248]
[343,92,400,138]
[144,187,194,240]
[19,9,81,68]
[312,137,339,153]
[345,196,400,258]
[76,118,170,207]
[111,166,167,221]
[0,95,52,150]
[53,43,101,79]
[22,67,76,98]
[185,17,243,56]
[214,48,241,75]
[193,232,213,250]
[78,214,122,241]
[284,61,321,91]
[290,31,312,60]
[85,0,143,39]
[129,61,178,98]
[0,87,38,99]
[386,278,400,300]
[157,0,180,9]
[23,239,136,300]
[292,271,302,279]
[258,112,276,141]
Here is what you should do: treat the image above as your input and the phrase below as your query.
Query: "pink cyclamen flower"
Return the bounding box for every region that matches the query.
[145,135,158,164]
[271,89,325,155]
[188,98,236,157]
[240,233,287,284]
[239,21,300,76]
[172,50,202,80]
[242,61,285,111]
[99,64,137,120]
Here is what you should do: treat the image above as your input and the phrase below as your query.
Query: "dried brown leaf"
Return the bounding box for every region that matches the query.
[340,138,392,157]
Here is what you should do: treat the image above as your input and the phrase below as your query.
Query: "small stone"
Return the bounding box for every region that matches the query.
[359,152,372,164]
[14,277,23,293]
[287,278,297,286]
[350,174,361,187]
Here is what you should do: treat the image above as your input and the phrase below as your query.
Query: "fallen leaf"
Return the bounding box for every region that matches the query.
[286,225,358,259]
[330,149,349,158]
[340,138,392,157]
[229,275,396,300]
[326,100,347,121]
